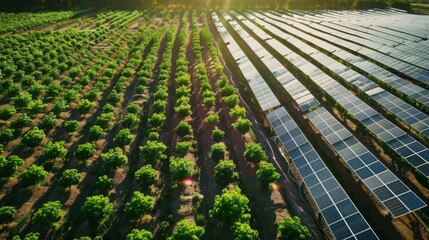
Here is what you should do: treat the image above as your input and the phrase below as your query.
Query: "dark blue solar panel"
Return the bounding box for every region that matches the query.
[373,186,394,201]
[322,206,342,223]
[330,220,353,239]
[399,192,426,211]
[337,199,358,217]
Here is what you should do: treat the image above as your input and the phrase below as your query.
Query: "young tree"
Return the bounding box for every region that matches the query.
[256,161,281,190]
[168,220,205,240]
[27,100,47,115]
[21,127,45,148]
[0,206,16,226]
[19,165,48,187]
[149,113,166,128]
[12,91,32,108]
[140,140,167,163]
[81,195,112,224]
[174,103,192,118]
[0,106,16,120]
[0,128,14,145]
[209,186,250,226]
[96,175,113,194]
[32,201,63,228]
[229,106,246,119]
[38,113,57,131]
[220,84,235,97]
[0,155,24,178]
[175,121,192,137]
[244,143,267,163]
[223,94,239,108]
[127,103,140,114]
[205,114,219,128]
[210,144,225,162]
[58,169,80,188]
[125,191,154,220]
[101,147,128,171]
[175,141,192,157]
[42,141,67,161]
[122,113,140,130]
[64,120,79,133]
[214,160,239,187]
[126,229,152,240]
[169,157,197,182]
[232,222,258,240]
[135,165,157,190]
[232,118,252,135]
[277,216,310,240]
[113,128,133,147]
[11,114,31,129]
[76,99,95,115]
[75,143,96,161]
[211,129,225,143]
[89,125,105,141]
[12,232,40,240]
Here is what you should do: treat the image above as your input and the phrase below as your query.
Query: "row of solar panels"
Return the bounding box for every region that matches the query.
[212,11,380,240]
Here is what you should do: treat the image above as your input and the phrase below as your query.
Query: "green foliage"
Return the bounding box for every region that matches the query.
[220,84,235,97]
[0,206,16,225]
[38,112,57,131]
[135,165,157,190]
[168,220,205,240]
[214,160,239,187]
[244,143,267,163]
[277,216,310,240]
[256,161,280,190]
[89,125,105,141]
[27,100,47,115]
[232,222,258,240]
[0,155,24,178]
[21,127,45,148]
[125,191,154,220]
[75,143,96,161]
[11,114,31,129]
[12,232,40,240]
[12,91,32,108]
[113,128,133,147]
[169,157,197,182]
[211,129,225,143]
[32,201,63,227]
[229,106,246,119]
[126,229,153,240]
[210,144,225,162]
[101,147,128,170]
[19,165,47,186]
[127,103,140,114]
[205,114,219,128]
[81,195,112,223]
[174,103,192,118]
[64,120,79,132]
[175,141,192,157]
[0,106,16,120]
[175,121,192,137]
[96,112,114,129]
[58,169,80,188]
[209,186,250,226]
[149,113,166,128]
[122,113,140,130]
[152,100,166,113]
[77,99,95,115]
[223,94,239,108]
[96,175,113,194]
[140,140,167,163]
[42,141,67,161]
[0,128,13,145]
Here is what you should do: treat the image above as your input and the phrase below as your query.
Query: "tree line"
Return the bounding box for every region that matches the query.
[0,0,410,12]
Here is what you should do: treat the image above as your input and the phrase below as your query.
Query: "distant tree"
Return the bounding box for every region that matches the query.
[223,94,239,108]
[210,144,225,162]
[42,141,67,161]
[0,106,16,120]
[12,232,40,240]
[77,99,95,115]
[19,165,47,187]
[0,155,24,178]
[64,120,79,133]
[174,103,192,118]
[202,96,215,108]
[256,161,281,190]
[125,191,154,220]
[232,118,252,135]
[38,113,57,131]
[101,147,128,171]
[205,114,219,128]
[27,100,47,115]
[175,121,192,137]
[75,143,96,161]
[244,143,267,163]
[32,201,63,228]
[81,195,112,224]
[175,141,192,157]
[220,84,235,97]
[169,157,197,182]
[0,128,14,145]
[135,165,157,190]
[214,160,239,187]
[122,113,140,130]
[127,103,140,114]
[52,98,68,115]
[89,125,105,141]
[58,169,80,188]
[168,220,205,240]
[0,206,16,226]
[21,127,45,148]
[229,106,246,119]
[127,229,153,240]
[12,91,32,108]
[152,100,166,113]
[11,114,31,129]
[149,113,166,128]
[209,186,250,226]
[140,140,167,163]
[96,175,113,194]
[96,112,114,129]
[232,222,258,240]
[211,129,225,143]
[277,216,310,240]
[113,128,133,147]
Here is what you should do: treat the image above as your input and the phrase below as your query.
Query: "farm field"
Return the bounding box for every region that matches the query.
[0,8,429,240]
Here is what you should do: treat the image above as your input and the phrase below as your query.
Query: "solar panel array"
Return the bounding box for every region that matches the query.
[268,107,379,240]
[307,107,427,217]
